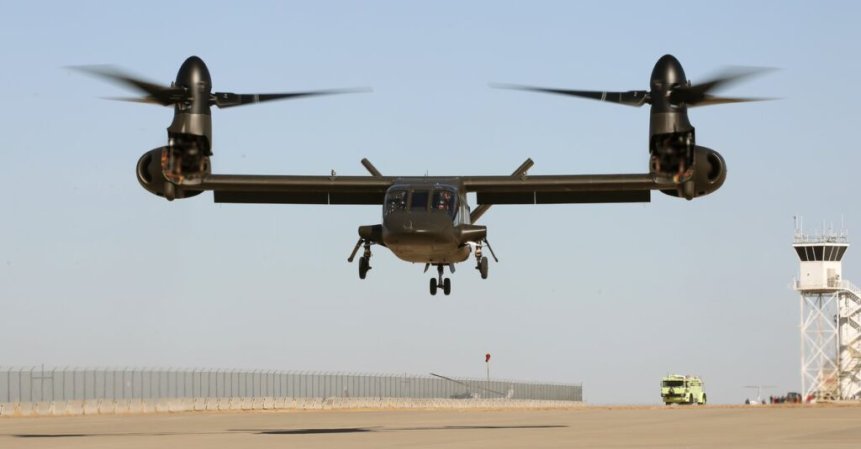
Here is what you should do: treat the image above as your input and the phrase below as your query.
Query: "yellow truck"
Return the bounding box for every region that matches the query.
[661,374,706,405]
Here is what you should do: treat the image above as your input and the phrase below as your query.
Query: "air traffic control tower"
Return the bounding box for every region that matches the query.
[794,222,861,400]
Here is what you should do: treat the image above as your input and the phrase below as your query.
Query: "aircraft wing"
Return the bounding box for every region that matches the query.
[198,172,675,206]
[462,173,673,204]
[200,175,395,205]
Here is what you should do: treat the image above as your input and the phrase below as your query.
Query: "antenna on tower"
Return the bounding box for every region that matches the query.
[842,215,847,239]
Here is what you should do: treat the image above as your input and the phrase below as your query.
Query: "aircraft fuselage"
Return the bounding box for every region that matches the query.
[379,180,475,264]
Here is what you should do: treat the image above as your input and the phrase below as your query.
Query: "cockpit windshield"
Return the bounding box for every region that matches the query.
[432,189,457,217]
[410,190,430,211]
[385,189,407,215]
[385,187,457,218]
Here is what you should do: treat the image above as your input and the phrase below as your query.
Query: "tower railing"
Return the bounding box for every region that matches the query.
[794,279,861,295]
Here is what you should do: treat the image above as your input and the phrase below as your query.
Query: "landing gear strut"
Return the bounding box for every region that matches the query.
[348,238,372,279]
[429,264,451,296]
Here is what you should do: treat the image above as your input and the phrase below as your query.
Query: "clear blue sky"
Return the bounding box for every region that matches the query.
[1,0,860,404]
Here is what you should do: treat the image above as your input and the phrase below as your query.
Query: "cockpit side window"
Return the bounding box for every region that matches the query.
[410,190,430,211]
[385,189,407,215]
[432,189,457,217]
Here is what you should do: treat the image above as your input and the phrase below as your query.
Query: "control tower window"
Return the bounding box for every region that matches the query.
[795,247,808,261]
[812,246,823,261]
[795,245,848,261]
[836,246,847,261]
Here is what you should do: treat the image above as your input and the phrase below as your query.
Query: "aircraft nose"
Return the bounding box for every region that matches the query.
[650,54,687,88]
[385,212,452,240]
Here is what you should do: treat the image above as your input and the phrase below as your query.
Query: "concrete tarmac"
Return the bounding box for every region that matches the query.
[2,405,861,449]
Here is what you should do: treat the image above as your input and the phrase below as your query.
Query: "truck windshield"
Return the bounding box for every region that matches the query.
[663,380,684,387]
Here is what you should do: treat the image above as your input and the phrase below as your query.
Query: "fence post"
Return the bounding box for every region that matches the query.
[27,366,35,402]
[171,368,176,398]
[58,367,65,402]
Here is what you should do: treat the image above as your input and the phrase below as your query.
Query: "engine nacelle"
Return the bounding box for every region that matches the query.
[136,148,203,200]
[661,146,726,199]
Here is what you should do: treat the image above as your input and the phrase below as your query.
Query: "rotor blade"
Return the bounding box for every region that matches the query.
[101,96,165,105]
[71,65,188,106]
[688,94,776,107]
[491,83,650,107]
[212,87,372,108]
[670,66,776,106]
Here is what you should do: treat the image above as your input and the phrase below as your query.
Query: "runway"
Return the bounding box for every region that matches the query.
[2,405,861,449]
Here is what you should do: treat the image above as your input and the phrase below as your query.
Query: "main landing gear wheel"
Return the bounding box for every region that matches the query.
[474,239,497,280]
[430,278,438,295]
[358,256,370,279]
[348,238,373,280]
[443,278,451,295]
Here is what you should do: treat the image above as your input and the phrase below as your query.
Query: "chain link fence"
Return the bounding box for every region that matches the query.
[0,367,581,403]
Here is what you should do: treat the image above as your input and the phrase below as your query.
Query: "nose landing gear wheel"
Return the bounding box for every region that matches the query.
[430,264,451,296]
[478,257,488,279]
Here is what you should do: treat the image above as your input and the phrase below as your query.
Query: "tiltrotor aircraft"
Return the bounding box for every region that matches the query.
[79,54,766,295]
